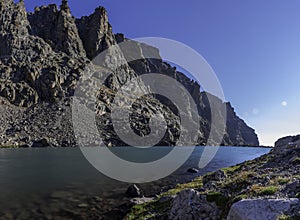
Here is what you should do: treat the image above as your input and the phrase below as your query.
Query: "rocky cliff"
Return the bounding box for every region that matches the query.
[0,0,259,147]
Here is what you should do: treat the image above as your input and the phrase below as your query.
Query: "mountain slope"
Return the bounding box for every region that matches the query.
[0,0,259,147]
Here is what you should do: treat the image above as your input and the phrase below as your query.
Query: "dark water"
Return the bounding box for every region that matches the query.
[0,146,270,218]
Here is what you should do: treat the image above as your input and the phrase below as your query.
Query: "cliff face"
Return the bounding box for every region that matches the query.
[225,103,259,146]
[28,2,86,58]
[112,39,259,146]
[0,0,259,147]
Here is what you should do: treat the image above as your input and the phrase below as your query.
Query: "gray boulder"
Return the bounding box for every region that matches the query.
[227,198,299,220]
[169,189,220,220]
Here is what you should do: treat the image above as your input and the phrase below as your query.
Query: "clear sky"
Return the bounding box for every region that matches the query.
[23,0,300,146]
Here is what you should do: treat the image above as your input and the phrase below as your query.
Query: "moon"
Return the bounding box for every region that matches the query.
[281,101,287,107]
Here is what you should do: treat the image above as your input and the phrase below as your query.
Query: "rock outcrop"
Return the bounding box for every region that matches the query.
[28,1,86,58]
[225,102,259,146]
[76,6,115,60]
[274,134,300,154]
[0,0,259,147]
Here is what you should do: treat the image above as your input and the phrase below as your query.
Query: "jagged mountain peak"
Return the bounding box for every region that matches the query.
[0,1,259,147]
[0,0,28,35]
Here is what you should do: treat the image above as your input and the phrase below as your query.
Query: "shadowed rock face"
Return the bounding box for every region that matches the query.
[28,2,86,58]
[0,0,259,147]
[76,6,115,60]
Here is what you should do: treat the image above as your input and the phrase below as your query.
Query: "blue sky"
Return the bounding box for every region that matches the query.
[23,0,300,146]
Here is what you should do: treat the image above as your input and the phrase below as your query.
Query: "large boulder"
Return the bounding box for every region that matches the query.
[227,199,299,220]
[169,189,220,220]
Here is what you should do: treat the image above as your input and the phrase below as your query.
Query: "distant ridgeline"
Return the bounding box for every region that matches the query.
[0,0,259,147]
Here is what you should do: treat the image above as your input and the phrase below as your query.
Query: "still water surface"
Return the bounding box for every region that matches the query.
[0,146,270,217]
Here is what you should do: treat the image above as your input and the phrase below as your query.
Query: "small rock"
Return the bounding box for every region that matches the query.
[92,196,103,202]
[77,203,89,208]
[187,168,199,173]
[50,190,73,199]
[126,184,143,198]
[203,170,227,185]
[19,144,30,148]
[31,138,50,148]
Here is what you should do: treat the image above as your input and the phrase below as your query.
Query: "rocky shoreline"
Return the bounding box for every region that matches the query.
[0,144,272,149]
[125,135,300,219]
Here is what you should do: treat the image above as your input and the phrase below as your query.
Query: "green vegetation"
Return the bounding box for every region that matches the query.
[278,215,300,220]
[221,165,241,173]
[221,171,255,192]
[277,177,290,185]
[125,177,203,219]
[278,215,289,220]
[251,185,279,196]
[161,177,203,196]
[127,148,300,219]
[232,194,248,203]
[206,191,229,208]
[125,199,171,220]
[0,145,19,148]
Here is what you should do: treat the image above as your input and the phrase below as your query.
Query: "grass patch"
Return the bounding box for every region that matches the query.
[277,215,300,220]
[124,199,171,220]
[206,191,229,208]
[222,171,255,192]
[278,215,289,220]
[221,165,241,173]
[232,194,248,203]
[161,177,203,196]
[251,185,278,196]
[277,177,290,185]
[0,145,18,148]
